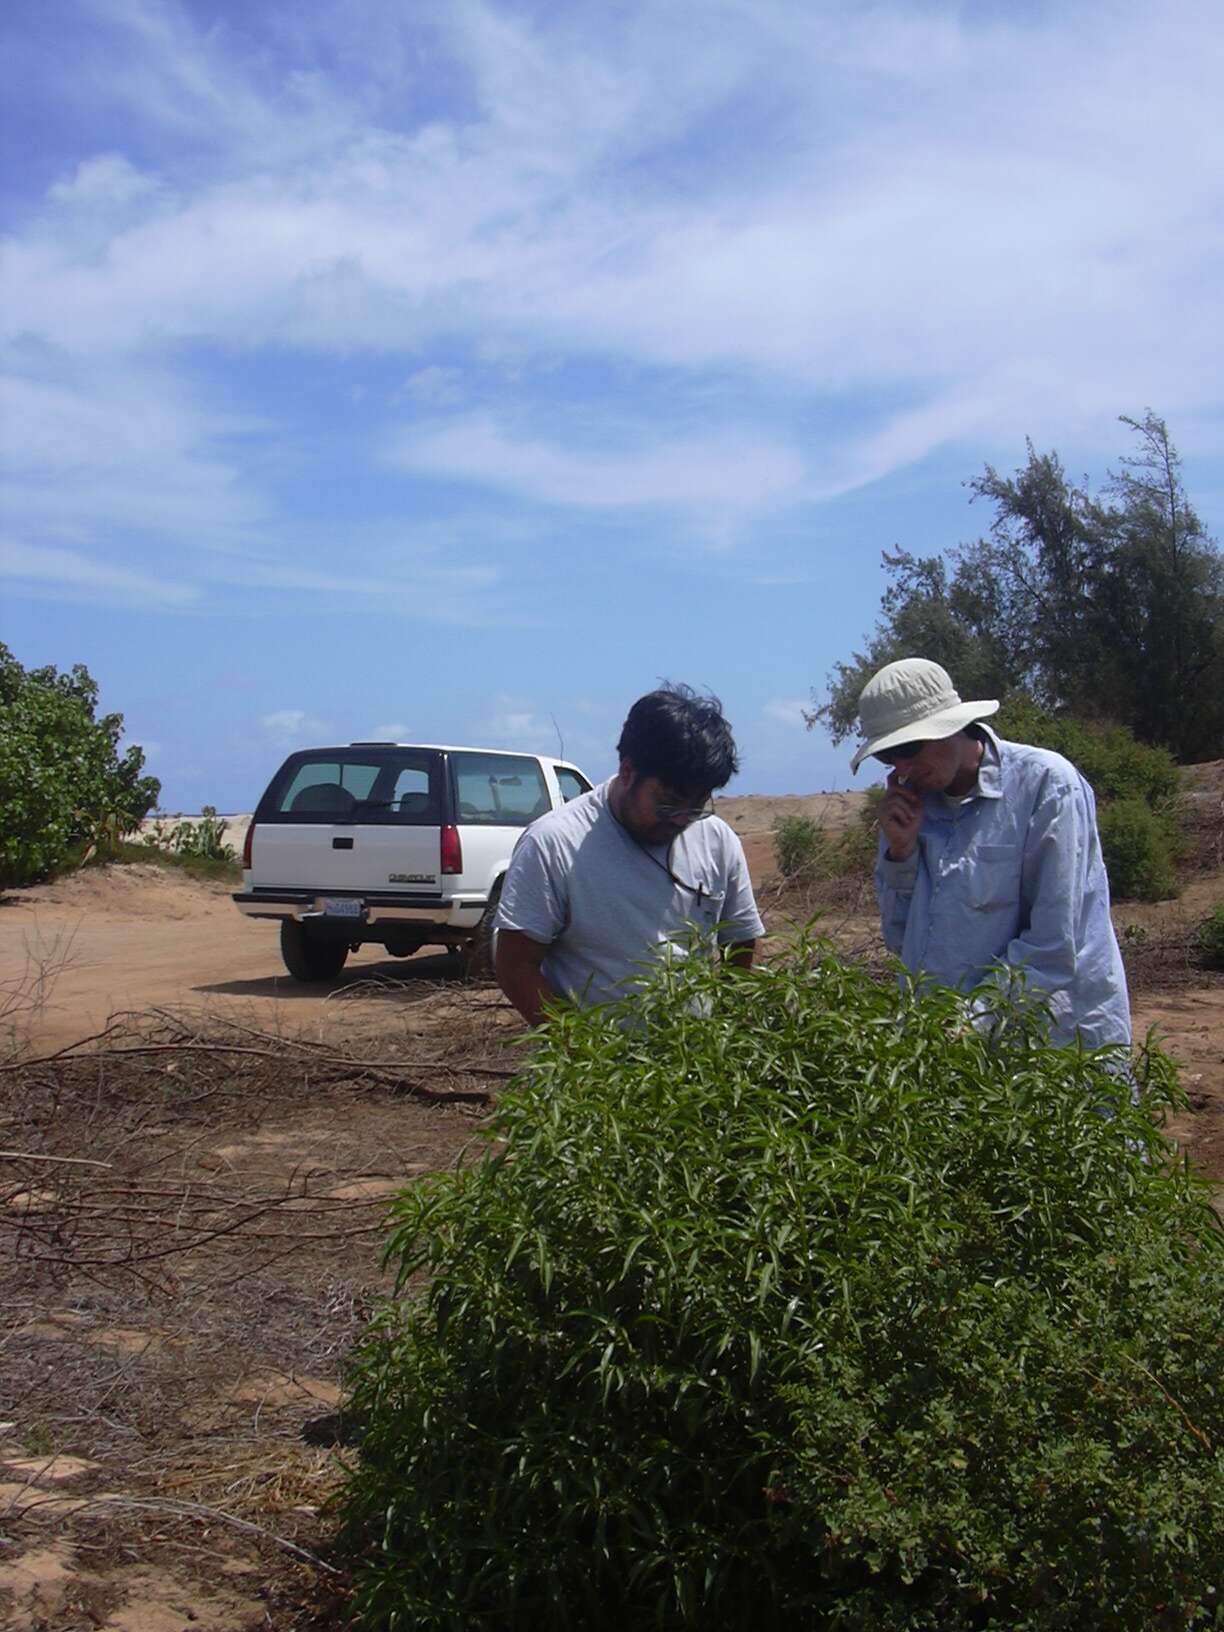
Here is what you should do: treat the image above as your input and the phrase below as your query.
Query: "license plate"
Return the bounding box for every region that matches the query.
[320,896,363,918]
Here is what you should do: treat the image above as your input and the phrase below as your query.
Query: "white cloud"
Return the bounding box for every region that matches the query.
[1,0,1220,551]
[397,366,465,407]
[260,709,331,747]
[763,697,810,728]
[0,364,269,558]
[479,695,570,755]
[0,538,197,608]
[388,414,806,514]
[369,722,407,740]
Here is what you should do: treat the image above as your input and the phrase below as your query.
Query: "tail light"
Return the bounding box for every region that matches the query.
[242,820,256,869]
[440,824,462,875]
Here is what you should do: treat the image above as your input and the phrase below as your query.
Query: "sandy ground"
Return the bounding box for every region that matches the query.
[0,863,469,1055]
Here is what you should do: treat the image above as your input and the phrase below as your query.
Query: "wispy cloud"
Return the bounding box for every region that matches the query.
[260,708,331,748]
[388,415,806,515]
[480,697,567,755]
[0,537,197,608]
[1,0,1221,632]
[5,0,1219,491]
[763,697,809,729]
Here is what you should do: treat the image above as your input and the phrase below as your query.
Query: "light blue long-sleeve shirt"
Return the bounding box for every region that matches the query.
[876,731,1131,1048]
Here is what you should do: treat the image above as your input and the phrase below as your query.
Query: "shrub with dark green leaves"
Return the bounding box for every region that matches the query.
[1098,797,1179,901]
[336,946,1224,1630]
[993,696,1180,810]
[994,696,1182,901]
[0,642,159,886]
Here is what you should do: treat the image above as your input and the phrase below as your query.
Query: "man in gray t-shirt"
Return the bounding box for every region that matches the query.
[494,686,765,1024]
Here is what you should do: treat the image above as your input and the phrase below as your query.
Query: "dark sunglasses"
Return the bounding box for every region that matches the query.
[874,740,930,766]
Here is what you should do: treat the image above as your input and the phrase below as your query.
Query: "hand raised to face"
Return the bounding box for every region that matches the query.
[879,769,922,861]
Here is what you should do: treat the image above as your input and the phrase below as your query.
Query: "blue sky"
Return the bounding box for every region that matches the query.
[2,0,1221,811]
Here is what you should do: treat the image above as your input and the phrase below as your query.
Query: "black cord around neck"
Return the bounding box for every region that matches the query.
[606,789,707,900]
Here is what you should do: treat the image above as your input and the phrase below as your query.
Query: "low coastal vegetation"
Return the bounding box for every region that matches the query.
[0,642,159,887]
[337,944,1224,1629]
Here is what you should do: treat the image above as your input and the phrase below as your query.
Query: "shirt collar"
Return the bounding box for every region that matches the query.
[974,725,1004,800]
[930,726,1002,814]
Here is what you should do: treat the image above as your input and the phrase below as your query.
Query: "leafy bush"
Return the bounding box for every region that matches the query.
[336,946,1224,1630]
[994,695,1180,809]
[0,643,160,887]
[1097,798,1179,901]
[142,807,235,863]
[772,813,835,884]
[1195,904,1224,969]
[773,793,882,899]
[994,696,1182,900]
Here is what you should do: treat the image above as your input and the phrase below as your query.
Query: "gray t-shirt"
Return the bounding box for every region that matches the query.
[494,780,765,1009]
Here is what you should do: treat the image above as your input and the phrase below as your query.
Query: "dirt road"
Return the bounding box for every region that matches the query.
[0,863,476,1053]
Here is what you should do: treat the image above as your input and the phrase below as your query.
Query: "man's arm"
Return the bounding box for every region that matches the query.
[875,771,922,954]
[494,929,561,1026]
[492,827,569,1024]
[993,774,1087,1017]
[713,829,765,966]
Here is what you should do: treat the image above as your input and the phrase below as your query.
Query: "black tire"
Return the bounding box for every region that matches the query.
[462,886,501,981]
[280,919,349,982]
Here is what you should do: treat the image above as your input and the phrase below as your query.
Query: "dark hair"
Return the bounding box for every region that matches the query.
[616,684,739,792]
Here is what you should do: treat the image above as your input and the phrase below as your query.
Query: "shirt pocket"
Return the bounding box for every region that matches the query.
[966,843,1021,912]
[693,888,726,933]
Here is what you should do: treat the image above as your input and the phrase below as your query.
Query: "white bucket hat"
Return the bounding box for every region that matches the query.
[849,658,998,773]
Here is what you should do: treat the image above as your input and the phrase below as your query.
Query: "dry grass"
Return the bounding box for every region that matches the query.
[0,993,518,1625]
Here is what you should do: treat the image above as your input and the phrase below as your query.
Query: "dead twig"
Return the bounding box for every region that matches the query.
[0,1150,114,1167]
[6,1488,340,1573]
[1,1037,512,1083]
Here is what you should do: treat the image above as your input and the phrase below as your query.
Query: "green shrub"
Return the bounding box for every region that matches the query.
[0,643,159,887]
[772,813,835,884]
[336,946,1224,1630]
[1098,798,1178,900]
[773,794,882,895]
[142,807,235,863]
[994,696,1179,809]
[994,696,1182,899]
[1195,903,1224,969]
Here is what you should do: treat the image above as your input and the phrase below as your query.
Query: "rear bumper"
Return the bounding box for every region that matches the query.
[232,889,485,930]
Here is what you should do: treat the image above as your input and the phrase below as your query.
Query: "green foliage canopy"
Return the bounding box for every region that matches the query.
[0,642,160,887]
[337,947,1224,1630]
[812,413,1224,763]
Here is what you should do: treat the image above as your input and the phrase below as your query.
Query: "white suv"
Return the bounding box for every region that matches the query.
[233,743,591,981]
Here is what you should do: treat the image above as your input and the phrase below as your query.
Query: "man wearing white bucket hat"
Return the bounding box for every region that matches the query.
[851,658,1130,1049]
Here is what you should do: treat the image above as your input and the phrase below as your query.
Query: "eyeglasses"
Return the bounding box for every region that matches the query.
[654,797,716,822]
[874,740,930,766]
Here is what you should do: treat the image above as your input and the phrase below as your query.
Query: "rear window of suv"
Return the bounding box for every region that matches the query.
[451,752,551,826]
[261,750,444,824]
